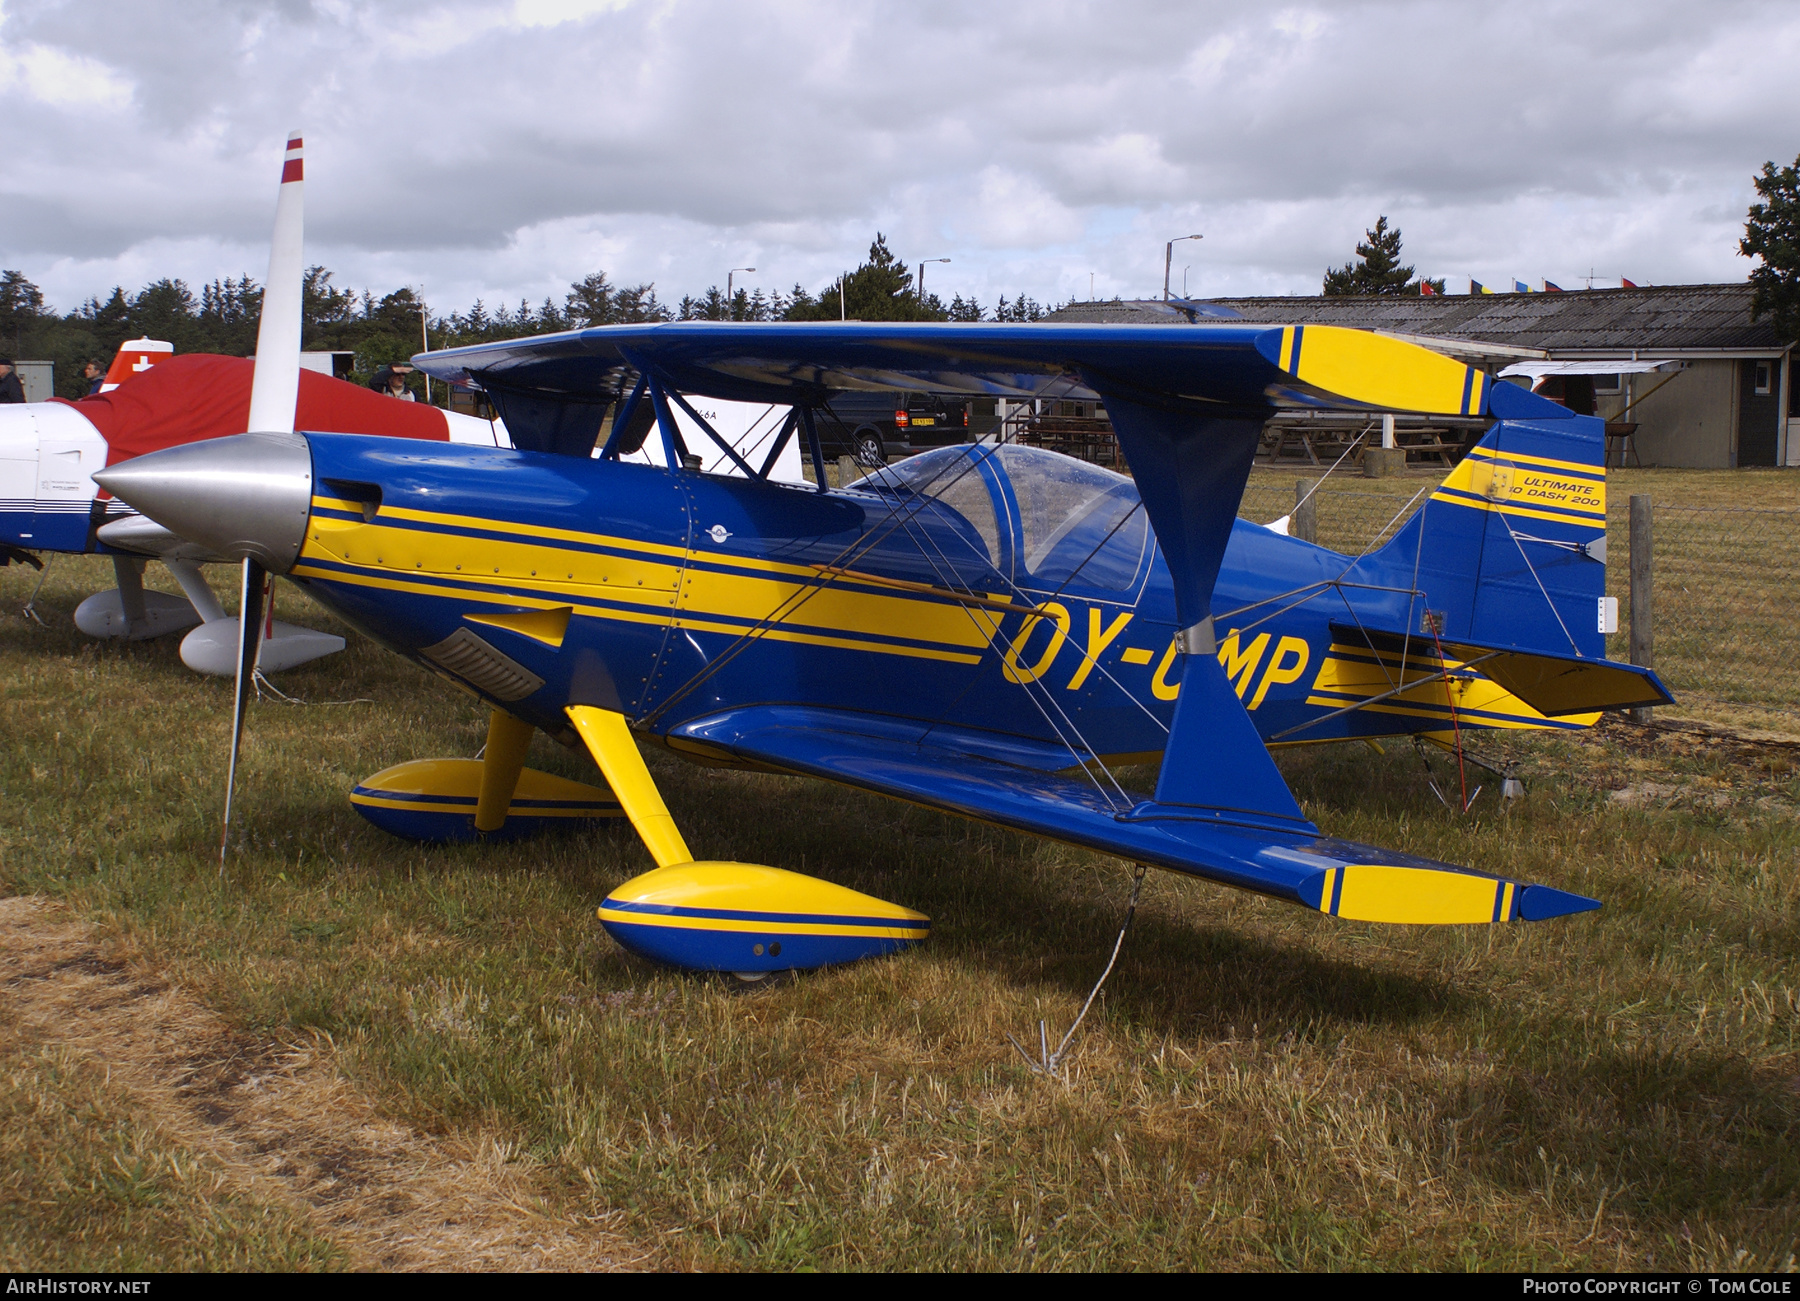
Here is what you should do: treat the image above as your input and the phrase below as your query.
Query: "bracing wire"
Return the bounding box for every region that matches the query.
[20,553,52,625]
[1008,863,1148,1081]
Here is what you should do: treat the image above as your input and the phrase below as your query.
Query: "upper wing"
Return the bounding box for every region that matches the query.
[412,320,1489,418]
[668,703,1600,925]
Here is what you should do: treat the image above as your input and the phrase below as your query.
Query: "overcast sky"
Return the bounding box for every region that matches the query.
[2,0,1796,318]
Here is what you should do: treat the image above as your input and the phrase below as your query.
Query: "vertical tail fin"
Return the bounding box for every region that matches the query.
[99,338,174,393]
[1378,381,1611,660]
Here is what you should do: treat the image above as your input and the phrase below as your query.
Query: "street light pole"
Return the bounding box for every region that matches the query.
[417,292,431,404]
[1163,234,1203,301]
[727,267,755,320]
[917,258,950,306]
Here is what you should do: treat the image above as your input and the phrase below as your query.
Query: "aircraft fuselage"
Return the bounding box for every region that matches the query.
[288,435,1589,766]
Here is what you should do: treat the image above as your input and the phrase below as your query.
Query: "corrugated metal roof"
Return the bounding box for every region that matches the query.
[1048,284,1786,353]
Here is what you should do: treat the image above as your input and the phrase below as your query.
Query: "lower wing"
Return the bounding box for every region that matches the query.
[666,704,1599,925]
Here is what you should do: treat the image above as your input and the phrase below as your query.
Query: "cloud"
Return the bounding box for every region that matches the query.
[0,40,132,110]
[0,0,1792,315]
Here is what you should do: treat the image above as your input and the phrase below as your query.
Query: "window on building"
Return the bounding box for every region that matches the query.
[1591,374,1623,395]
[1754,362,1772,396]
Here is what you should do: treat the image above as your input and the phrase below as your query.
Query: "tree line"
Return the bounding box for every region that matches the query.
[0,233,1056,401]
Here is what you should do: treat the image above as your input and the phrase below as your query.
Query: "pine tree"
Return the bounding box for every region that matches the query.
[1742,153,1800,343]
[947,292,983,322]
[780,283,815,320]
[565,272,670,327]
[127,279,199,350]
[784,234,948,321]
[992,293,1044,322]
[1322,217,1442,296]
[566,271,618,326]
[0,270,48,328]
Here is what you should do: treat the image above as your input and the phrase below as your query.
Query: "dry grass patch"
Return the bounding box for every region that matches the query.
[0,895,647,1271]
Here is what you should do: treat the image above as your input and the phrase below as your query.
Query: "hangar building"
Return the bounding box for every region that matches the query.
[1050,284,1795,469]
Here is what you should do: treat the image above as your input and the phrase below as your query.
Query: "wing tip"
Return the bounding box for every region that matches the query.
[1305,862,1602,925]
[1517,883,1603,922]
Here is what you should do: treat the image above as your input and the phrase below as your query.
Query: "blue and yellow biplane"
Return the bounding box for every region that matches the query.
[98,320,1671,977]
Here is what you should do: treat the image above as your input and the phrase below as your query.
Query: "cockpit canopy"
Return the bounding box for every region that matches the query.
[853,444,1151,594]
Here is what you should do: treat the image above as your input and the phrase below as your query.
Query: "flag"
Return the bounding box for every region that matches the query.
[1471,279,1490,294]
[1420,281,1436,296]
[1543,280,1563,292]
[1622,277,1639,288]
[1515,280,1531,293]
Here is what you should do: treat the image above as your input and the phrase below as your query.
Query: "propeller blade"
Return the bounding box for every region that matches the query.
[221,557,268,866]
[220,130,305,866]
[246,130,304,437]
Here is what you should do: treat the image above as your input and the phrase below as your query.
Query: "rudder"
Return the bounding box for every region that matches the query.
[1378,381,1610,660]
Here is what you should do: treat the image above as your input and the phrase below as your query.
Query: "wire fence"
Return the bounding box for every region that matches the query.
[1610,504,1800,725]
[1238,479,1800,732]
[1239,481,1426,557]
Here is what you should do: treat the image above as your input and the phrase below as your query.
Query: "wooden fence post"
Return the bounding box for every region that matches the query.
[1629,493,1653,722]
[1294,480,1318,544]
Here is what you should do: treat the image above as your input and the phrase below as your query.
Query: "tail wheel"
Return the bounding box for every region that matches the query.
[854,431,886,467]
[726,969,793,992]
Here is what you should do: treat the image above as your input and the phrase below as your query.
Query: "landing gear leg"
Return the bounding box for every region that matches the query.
[113,555,148,637]
[474,709,535,834]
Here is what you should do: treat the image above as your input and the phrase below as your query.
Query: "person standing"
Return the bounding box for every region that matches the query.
[0,360,24,404]
[368,362,415,398]
[82,359,104,395]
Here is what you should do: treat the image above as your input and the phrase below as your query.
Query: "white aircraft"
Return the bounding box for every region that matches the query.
[0,132,512,674]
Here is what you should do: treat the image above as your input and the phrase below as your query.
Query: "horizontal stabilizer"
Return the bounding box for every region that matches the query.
[1329,624,1672,716]
[668,705,1600,925]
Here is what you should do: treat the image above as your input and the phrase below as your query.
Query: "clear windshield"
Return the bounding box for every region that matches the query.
[860,443,1147,592]
[857,446,1001,566]
[993,445,1148,592]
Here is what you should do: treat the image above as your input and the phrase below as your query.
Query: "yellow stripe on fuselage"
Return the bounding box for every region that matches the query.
[1462,444,1603,479]
[1430,448,1605,522]
[289,560,991,666]
[298,503,1004,665]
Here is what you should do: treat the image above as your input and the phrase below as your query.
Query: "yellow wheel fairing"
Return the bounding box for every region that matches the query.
[598,862,930,973]
[349,757,623,843]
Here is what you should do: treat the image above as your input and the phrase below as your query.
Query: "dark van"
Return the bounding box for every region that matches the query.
[811,391,971,464]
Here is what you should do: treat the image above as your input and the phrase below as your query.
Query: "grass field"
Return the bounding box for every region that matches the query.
[1,521,1797,1269]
